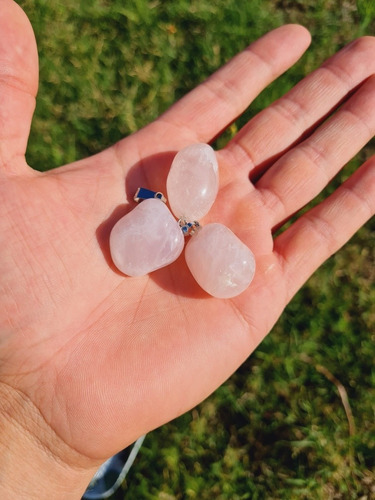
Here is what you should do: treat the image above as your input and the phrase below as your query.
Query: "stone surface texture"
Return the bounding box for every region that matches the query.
[109,199,184,276]
[166,143,219,221]
[185,223,255,298]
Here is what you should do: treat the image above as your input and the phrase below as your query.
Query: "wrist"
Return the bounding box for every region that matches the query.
[0,382,98,500]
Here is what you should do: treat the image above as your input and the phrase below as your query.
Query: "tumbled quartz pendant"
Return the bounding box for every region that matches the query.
[185,223,256,299]
[166,143,219,221]
[109,198,184,277]
[109,143,255,298]
[167,143,255,298]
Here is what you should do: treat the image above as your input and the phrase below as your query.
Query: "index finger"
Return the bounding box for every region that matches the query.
[158,24,311,145]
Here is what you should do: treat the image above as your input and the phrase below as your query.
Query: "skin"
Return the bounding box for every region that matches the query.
[0,0,374,497]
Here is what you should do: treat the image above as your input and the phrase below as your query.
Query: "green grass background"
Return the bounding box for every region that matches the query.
[17,0,375,498]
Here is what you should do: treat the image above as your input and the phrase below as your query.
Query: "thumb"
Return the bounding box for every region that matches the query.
[0,0,38,174]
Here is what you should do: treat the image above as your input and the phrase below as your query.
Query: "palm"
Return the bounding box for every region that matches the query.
[1,2,374,468]
[3,125,279,462]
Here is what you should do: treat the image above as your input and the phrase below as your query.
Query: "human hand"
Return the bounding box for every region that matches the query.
[1,1,374,498]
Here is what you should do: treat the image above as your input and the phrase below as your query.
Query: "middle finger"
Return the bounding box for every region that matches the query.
[257,72,375,228]
[225,37,375,178]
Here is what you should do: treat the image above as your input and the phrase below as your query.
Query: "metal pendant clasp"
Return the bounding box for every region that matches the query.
[178,218,201,236]
[134,187,167,204]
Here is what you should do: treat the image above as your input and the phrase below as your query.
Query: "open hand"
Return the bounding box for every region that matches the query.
[0,1,374,497]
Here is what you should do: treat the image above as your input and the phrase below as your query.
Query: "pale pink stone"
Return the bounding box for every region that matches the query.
[167,143,219,221]
[109,199,184,277]
[185,223,255,298]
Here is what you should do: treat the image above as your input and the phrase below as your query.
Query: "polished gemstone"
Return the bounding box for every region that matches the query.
[185,223,255,298]
[167,143,219,221]
[109,199,184,276]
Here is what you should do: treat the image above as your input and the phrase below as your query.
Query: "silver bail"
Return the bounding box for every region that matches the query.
[134,187,167,204]
[178,218,201,236]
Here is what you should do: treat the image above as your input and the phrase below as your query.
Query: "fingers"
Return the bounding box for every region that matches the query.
[274,155,375,302]
[227,36,375,177]
[157,25,311,145]
[257,72,375,227]
[0,0,38,174]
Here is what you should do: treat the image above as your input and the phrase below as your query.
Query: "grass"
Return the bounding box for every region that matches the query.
[17,0,375,498]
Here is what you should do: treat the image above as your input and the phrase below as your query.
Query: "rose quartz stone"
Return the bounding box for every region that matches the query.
[185,223,255,298]
[167,143,219,221]
[109,199,184,276]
